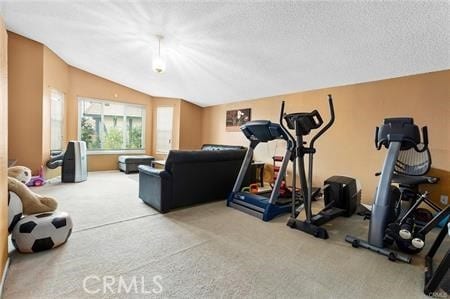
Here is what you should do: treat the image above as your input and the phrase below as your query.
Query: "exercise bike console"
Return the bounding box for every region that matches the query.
[375,118,426,151]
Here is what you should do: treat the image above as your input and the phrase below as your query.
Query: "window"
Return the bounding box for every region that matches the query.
[78,97,145,153]
[50,89,64,152]
[155,106,173,154]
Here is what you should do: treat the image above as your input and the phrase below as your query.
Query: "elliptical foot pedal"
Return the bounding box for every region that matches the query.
[286,218,329,239]
[314,227,329,239]
[351,239,360,248]
[287,217,296,228]
[388,252,397,262]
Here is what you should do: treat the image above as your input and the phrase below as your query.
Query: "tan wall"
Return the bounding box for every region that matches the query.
[8,33,155,173]
[179,100,203,150]
[66,67,153,171]
[202,70,450,204]
[8,33,70,177]
[152,97,181,160]
[7,32,448,207]
[43,47,69,178]
[151,98,203,159]
[0,17,8,282]
[7,32,44,174]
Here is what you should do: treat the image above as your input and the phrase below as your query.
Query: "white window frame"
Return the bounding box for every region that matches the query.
[77,97,146,155]
[155,106,174,154]
[50,89,65,153]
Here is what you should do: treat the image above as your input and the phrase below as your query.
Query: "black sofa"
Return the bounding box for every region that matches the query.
[138,144,248,213]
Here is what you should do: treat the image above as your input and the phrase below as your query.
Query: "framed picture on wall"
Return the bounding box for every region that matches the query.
[225,108,251,131]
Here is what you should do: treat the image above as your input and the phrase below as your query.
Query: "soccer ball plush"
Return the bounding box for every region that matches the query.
[8,191,23,233]
[11,211,73,253]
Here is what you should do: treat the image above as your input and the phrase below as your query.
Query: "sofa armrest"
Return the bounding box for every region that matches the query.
[138,165,172,213]
[138,165,171,180]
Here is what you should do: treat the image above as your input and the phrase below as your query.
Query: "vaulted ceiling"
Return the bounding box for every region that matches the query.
[0,1,448,106]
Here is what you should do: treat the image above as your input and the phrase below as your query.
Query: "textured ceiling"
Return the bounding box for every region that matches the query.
[0,1,449,107]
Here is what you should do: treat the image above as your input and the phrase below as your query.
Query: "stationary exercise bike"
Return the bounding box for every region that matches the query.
[285,95,360,239]
[384,146,448,254]
[346,118,450,263]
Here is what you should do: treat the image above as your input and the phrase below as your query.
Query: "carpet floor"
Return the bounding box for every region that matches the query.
[3,171,448,298]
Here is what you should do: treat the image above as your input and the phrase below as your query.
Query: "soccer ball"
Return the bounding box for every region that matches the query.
[11,211,73,253]
[8,191,23,233]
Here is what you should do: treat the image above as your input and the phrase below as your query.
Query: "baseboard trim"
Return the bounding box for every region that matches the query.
[0,257,10,298]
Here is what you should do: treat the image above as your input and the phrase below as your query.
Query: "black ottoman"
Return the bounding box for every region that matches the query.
[118,155,154,174]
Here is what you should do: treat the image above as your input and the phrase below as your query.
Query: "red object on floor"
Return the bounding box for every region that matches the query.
[272,156,291,198]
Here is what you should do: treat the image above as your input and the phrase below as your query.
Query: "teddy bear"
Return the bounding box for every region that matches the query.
[8,166,32,184]
[8,166,58,214]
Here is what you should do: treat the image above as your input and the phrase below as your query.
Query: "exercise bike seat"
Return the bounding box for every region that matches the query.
[392,173,439,187]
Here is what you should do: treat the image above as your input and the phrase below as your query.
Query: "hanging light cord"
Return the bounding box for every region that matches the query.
[158,38,161,57]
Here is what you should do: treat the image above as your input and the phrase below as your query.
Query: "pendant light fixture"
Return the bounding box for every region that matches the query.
[152,35,166,74]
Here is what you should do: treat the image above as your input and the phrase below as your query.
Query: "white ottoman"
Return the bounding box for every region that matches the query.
[118,155,154,174]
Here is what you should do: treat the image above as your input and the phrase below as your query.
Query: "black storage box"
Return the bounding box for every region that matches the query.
[324,176,361,217]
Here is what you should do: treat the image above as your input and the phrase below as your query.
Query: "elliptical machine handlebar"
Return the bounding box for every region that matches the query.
[310,94,335,149]
[280,100,297,154]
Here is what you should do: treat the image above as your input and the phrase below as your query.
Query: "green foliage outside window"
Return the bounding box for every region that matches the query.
[128,126,142,149]
[79,99,145,151]
[103,127,123,149]
[80,117,100,149]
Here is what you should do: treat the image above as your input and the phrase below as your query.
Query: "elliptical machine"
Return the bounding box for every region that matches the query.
[346,118,450,263]
[285,95,360,239]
